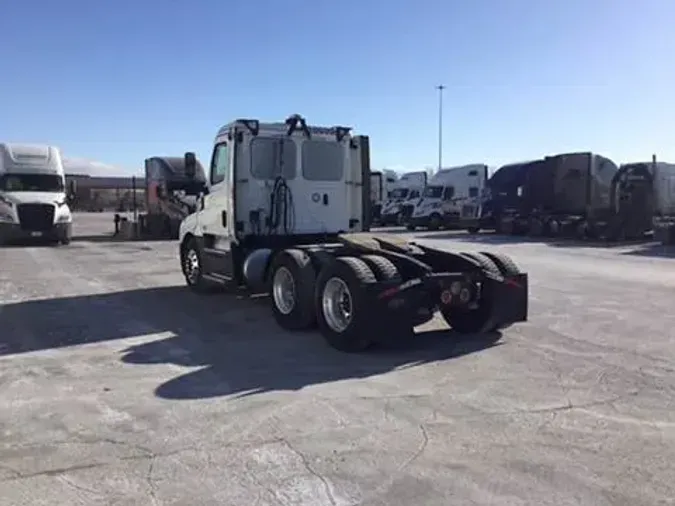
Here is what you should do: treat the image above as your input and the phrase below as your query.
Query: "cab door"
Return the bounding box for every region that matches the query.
[200,139,234,280]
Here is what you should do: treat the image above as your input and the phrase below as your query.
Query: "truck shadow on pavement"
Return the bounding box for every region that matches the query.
[0,285,502,400]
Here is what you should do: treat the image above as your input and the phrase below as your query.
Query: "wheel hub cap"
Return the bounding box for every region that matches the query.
[184,249,200,283]
[273,267,296,315]
[322,277,353,333]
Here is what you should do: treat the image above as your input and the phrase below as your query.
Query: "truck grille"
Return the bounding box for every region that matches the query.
[17,204,55,231]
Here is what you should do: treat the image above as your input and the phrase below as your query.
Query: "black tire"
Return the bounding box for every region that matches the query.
[406,223,416,231]
[269,249,317,331]
[499,218,514,236]
[459,252,501,276]
[359,255,400,282]
[315,256,377,352]
[428,213,442,231]
[181,237,215,293]
[467,226,480,234]
[528,218,543,237]
[479,251,521,276]
[441,252,500,334]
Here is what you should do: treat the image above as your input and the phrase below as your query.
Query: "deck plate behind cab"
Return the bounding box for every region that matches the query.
[337,232,424,255]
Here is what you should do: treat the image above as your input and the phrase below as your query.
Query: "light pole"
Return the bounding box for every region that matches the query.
[436,84,445,172]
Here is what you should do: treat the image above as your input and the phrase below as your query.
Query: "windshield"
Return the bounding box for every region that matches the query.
[0,173,65,192]
[423,185,443,198]
[390,188,409,199]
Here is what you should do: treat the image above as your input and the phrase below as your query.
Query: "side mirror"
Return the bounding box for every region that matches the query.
[184,152,197,179]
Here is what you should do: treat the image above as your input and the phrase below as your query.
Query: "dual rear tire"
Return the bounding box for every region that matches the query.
[269,251,403,352]
[266,247,522,353]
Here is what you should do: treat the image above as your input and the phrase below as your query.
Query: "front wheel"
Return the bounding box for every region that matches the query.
[315,257,377,352]
[428,213,442,231]
[181,237,214,293]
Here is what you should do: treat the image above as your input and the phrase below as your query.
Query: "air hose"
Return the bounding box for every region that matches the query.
[268,176,295,234]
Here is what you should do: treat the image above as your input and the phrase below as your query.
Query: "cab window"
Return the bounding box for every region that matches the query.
[409,190,420,199]
[210,142,230,185]
[468,186,479,198]
[443,186,455,200]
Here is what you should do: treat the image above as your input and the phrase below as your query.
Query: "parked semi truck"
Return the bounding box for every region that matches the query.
[176,114,529,352]
[607,160,656,241]
[369,169,398,225]
[498,152,619,239]
[379,171,427,226]
[472,160,538,234]
[141,156,207,239]
[0,143,73,245]
[647,158,675,245]
[407,164,488,231]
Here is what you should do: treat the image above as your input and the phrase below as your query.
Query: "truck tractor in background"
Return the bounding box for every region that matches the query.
[114,156,207,240]
[408,164,488,231]
[475,160,538,235]
[177,114,529,352]
[369,169,398,225]
[498,152,620,239]
[141,156,207,239]
[645,157,675,245]
[0,143,73,245]
[379,170,427,226]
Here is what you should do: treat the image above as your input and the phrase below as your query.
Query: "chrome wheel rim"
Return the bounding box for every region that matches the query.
[322,277,353,333]
[184,249,200,284]
[272,267,296,315]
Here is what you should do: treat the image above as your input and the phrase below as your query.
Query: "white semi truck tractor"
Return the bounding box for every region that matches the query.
[177,114,529,352]
[0,143,73,245]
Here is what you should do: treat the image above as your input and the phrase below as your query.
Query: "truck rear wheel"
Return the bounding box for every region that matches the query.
[359,255,400,282]
[441,252,500,334]
[315,256,377,352]
[269,249,317,331]
[480,251,520,276]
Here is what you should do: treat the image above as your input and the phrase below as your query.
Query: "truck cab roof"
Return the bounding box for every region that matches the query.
[0,143,64,176]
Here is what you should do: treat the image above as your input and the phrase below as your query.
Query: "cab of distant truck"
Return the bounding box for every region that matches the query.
[408,164,487,231]
[478,160,539,234]
[379,171,427,226]
[0,143,73,245]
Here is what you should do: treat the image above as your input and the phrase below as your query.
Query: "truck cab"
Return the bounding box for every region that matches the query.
[409,164,487,231]
[379,171,427,226]
[647,160,675,244]
[0,143,73,245]
[178,114,371,287]
[177,114,529,353]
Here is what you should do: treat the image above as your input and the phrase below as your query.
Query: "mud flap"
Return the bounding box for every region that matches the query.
[486,273,529,325]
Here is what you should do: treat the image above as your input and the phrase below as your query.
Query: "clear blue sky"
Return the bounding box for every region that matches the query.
[1,0,673,176]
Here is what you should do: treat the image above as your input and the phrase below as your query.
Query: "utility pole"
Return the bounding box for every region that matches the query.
[436,84,445,172]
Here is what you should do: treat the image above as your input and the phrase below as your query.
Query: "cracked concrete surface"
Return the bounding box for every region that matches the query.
[0,214,674,505]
